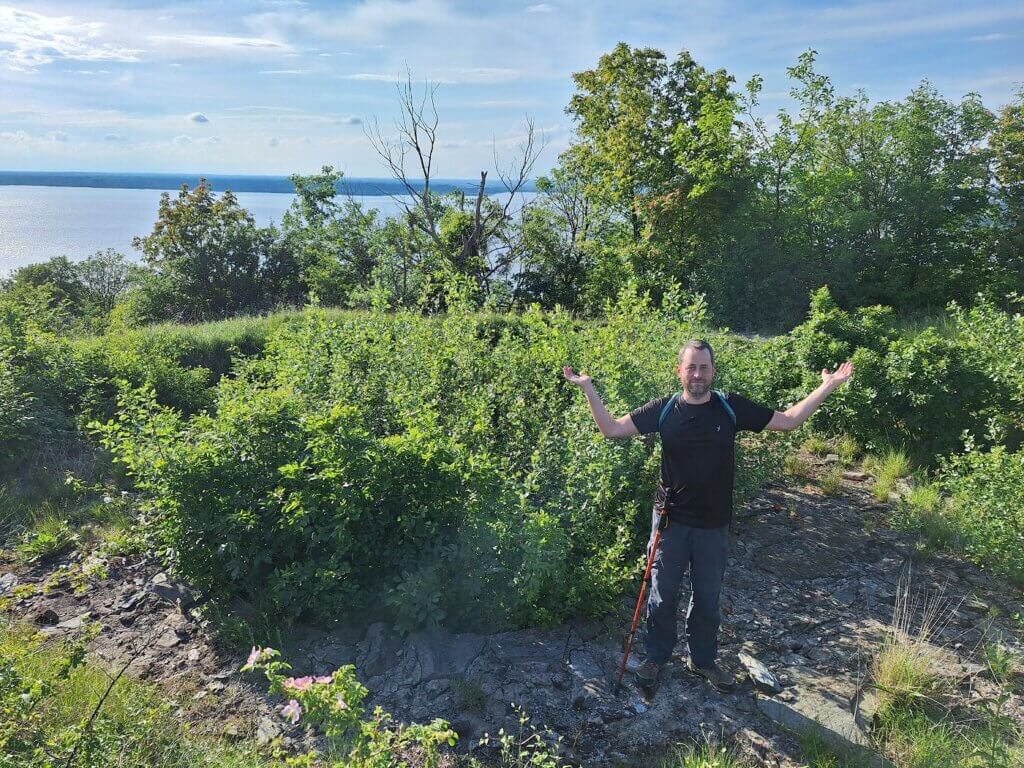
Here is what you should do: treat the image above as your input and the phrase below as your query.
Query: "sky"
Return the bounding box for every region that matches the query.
[0,0,1022,178]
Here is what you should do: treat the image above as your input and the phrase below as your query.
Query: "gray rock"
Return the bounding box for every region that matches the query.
[56,612,91,630]
[842,471,869,481]
[148,581,196,609]
[833,586,858,606]
[116,590,149,613]
[407,629,486,682]
[490,627,569,664]
[824,453,840,463]
[34,608,59,626]
[739,652,782,694]
[757,692,882,767]
[256,716,282,746]
[0,573,18,595]
[157,629,183,648]
[357,623,403,677]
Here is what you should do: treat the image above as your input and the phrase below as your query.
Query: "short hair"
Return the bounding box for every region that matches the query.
[678,339,715,367]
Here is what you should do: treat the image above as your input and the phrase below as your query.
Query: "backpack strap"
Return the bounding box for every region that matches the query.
[657,390,737,430]
[714,390,737,425]
[658,393,679,430]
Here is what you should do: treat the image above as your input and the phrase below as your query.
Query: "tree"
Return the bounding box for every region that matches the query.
[366,72,545,308]
[131,181,270,321]
[991,88,1024,301]
[265,166,380,307]
[76,249,131,313]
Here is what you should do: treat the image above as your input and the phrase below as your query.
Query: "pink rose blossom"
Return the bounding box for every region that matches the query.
[282,676,313,691]
[314,675,332,684]
[281,699,302,724]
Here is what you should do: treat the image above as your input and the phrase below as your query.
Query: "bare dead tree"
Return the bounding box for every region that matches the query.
[365,70,445,250]
[365,72,548,303]
[469,118,549,294]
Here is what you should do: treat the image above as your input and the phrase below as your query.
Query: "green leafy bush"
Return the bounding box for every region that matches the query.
[97,292,786,633]
[939,442,1024,584]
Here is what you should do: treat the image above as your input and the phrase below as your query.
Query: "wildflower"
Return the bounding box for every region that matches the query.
[281,699,302,724]
[242,646,274,671]
[314,675,332,685]
[103,495,112,504]
[283,675,313,691]
[335,694,349,711]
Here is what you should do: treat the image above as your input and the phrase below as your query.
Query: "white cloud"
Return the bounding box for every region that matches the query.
[188,112,209,123]
[173,134,192,145]
[341,72,402,82]
[525,4,555,12]
[278,0,450,44]
[336,116,363,125]
[340,66,519,84]
[968,32,1012,42]
[104,133,127,142]
[197,136,220,145]
[0,130,31,142]
[259,69,313,74]
[48,130,68,142]
[0,5,142,72]
[147,34,291,52]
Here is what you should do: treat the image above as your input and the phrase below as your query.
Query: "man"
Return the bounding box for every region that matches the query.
[562,339,853,694]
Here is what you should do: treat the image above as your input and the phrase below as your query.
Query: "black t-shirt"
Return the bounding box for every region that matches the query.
[629,391,774,529]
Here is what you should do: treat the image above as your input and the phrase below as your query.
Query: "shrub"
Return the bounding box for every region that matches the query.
[938,443,1024,584]
[97,293,786,633]
[241,647,456,767]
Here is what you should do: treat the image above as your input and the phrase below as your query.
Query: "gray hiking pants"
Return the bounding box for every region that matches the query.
[643,507,729,667]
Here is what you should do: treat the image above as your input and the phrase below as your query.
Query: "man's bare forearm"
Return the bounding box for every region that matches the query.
[581,381,620,438]
[785,380,839,428]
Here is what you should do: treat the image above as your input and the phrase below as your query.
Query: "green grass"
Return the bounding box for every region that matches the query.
[983,644,1021,688]
[819,465,845,495]
[13,512,77,564]
[866,448,912,502]
[785,452,811,479]
[797,730,874,768]
[802,434,831,456]
[0,620,279,768]
[834,434,860,464]
[905,482,940,514]
[656,740,746,768]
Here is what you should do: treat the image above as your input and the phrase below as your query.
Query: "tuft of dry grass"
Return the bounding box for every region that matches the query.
[871,568,952,719]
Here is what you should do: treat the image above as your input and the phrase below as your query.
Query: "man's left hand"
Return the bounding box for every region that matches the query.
[821,360,854,388]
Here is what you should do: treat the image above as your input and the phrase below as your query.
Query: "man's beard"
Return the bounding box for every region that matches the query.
[686,381,710,394]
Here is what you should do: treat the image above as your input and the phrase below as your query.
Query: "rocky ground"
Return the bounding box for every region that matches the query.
[2,452,1023,766]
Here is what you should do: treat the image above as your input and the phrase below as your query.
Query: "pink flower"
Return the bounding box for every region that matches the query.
[314,675,332,685]
[335,694,349,711]
[282,676,313,691]
[281,699,302,724]
[245,647,261,667]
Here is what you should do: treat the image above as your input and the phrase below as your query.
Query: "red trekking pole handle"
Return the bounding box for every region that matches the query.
[614,505,669,694]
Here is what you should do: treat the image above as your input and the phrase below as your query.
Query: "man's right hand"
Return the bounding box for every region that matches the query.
[562,366,592,389]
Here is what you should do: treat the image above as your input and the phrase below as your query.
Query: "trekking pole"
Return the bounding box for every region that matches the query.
[613,505,669,694]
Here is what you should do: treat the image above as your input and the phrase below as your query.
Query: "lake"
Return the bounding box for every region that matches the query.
[0,173,535,276]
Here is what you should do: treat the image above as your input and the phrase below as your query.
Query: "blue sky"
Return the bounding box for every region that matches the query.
[1,0,1022,177]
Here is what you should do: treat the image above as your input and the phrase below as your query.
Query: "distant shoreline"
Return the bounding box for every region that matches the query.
[0,171,536,196]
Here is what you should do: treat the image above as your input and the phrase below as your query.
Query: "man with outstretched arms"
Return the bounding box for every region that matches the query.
[563,339,853,693]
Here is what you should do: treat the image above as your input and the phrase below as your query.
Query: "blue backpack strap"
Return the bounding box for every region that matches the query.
[658,393,679,430]
[714,390,736,425]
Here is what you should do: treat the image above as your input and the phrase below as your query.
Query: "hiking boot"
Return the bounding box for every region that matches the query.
[634,659,663,689]
[685,659,735,693]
